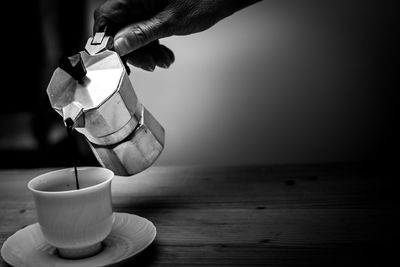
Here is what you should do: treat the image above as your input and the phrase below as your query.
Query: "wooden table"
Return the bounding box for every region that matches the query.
[0,164,396,266]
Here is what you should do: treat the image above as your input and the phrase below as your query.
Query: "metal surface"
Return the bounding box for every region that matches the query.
[77,97,141,145]
[85,33,113,55]
[48,50,137,140]
[62,101,85,128]
[46,33,165,176]
[89,104,165,176]
[47,50,125,112]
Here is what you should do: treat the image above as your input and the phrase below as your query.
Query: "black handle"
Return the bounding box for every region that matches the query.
[121,55,131,75]
[59,53,87,82]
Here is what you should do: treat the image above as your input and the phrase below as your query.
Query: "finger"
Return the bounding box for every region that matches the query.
[113,11,171,56]
[126,48,156,71]
[124,41,158,69]
[93,7,108,33]
[148,39,160,46]
[93,1,131,36]
[151,45,174,68]
[162,44,175,63]
[159,45,175,64]
[125,42,174,70]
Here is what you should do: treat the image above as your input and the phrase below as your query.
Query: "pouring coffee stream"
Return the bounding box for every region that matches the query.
[47,32,165,176]
[65,118,80,190]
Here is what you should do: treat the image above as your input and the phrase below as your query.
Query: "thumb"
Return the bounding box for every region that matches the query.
[113,15,170,56]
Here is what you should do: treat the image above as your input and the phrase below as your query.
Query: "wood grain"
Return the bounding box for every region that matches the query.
[0,164,396,266]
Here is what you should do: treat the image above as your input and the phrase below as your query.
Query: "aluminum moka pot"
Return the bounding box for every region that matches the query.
[46,32,165,176]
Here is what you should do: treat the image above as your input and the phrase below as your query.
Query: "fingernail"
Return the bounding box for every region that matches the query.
[114,38,127,55]
[160,63,169,69]
[144,66,154,72]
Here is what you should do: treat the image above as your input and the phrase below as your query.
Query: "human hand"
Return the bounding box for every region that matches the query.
[94,0,260,71]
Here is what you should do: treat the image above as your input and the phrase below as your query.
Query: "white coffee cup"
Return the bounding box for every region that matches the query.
[28,167,114,259]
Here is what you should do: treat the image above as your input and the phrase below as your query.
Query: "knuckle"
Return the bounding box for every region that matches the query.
[160,10,176,36]
[127,25,149,46]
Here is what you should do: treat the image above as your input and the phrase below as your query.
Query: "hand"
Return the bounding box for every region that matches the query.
[94,0,260,71]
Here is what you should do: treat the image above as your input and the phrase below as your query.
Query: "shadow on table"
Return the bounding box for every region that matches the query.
[109,243,160,267]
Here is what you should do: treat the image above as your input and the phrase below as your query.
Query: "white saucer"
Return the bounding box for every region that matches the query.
[1,212,156,267]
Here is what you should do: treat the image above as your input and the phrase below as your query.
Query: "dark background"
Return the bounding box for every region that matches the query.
[0,0,398,171]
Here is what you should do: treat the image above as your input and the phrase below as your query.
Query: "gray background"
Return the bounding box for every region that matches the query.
[117,0,393,166]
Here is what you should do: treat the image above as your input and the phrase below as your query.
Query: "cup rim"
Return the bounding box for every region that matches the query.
[27,167,114,195]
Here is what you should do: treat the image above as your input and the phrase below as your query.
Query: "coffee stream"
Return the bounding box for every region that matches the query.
[65,118,80,190]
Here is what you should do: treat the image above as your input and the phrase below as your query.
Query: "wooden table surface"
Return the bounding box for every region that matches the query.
[0,164,396,266]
